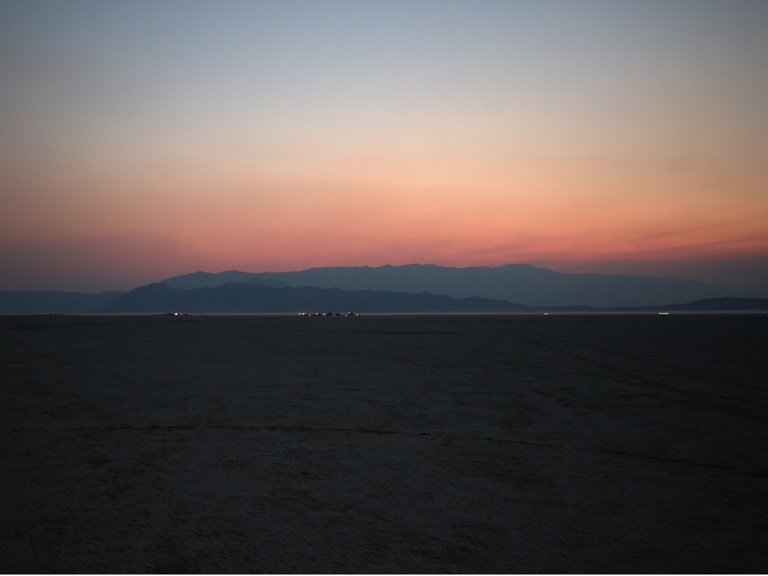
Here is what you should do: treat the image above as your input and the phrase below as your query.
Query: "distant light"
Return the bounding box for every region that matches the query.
[658,312,670,315]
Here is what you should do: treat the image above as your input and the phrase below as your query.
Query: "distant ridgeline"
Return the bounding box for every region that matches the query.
[1,264,767,313]
[162,264,761,308]
[0,291,124,314]
[101,282,529,314]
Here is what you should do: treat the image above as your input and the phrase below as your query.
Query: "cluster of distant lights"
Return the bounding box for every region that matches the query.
[168,311,359,317]
[298,312,359,317]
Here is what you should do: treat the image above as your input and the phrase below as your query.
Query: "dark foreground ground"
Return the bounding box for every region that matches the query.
[1,313,766,573]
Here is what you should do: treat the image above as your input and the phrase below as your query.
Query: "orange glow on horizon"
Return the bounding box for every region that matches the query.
[2,1,768,291]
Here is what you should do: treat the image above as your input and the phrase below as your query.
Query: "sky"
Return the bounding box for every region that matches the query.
[1,0,767,292]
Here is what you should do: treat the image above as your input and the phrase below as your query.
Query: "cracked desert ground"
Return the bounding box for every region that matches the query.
[1,314,766,573]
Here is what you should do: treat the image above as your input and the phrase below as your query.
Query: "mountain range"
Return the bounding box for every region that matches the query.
[162,263,758,307]
[102,282,529,314]
[2,264,766,313]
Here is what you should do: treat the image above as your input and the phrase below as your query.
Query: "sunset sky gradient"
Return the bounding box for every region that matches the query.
[2,0,767,291]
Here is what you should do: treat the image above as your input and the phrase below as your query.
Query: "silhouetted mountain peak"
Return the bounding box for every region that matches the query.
[162,263,760,307]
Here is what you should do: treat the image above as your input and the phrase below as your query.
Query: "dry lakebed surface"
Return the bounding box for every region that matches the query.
[1,313,766,573]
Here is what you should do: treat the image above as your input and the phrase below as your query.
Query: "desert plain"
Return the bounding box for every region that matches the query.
[1,313,766,573]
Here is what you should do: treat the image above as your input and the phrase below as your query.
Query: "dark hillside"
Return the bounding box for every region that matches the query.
[103,281,529,313]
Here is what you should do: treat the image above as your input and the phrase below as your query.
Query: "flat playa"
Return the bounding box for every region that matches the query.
[1,314,766,573]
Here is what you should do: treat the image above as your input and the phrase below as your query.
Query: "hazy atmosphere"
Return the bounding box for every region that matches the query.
[2,0,767,291]
[3,4,767,572]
